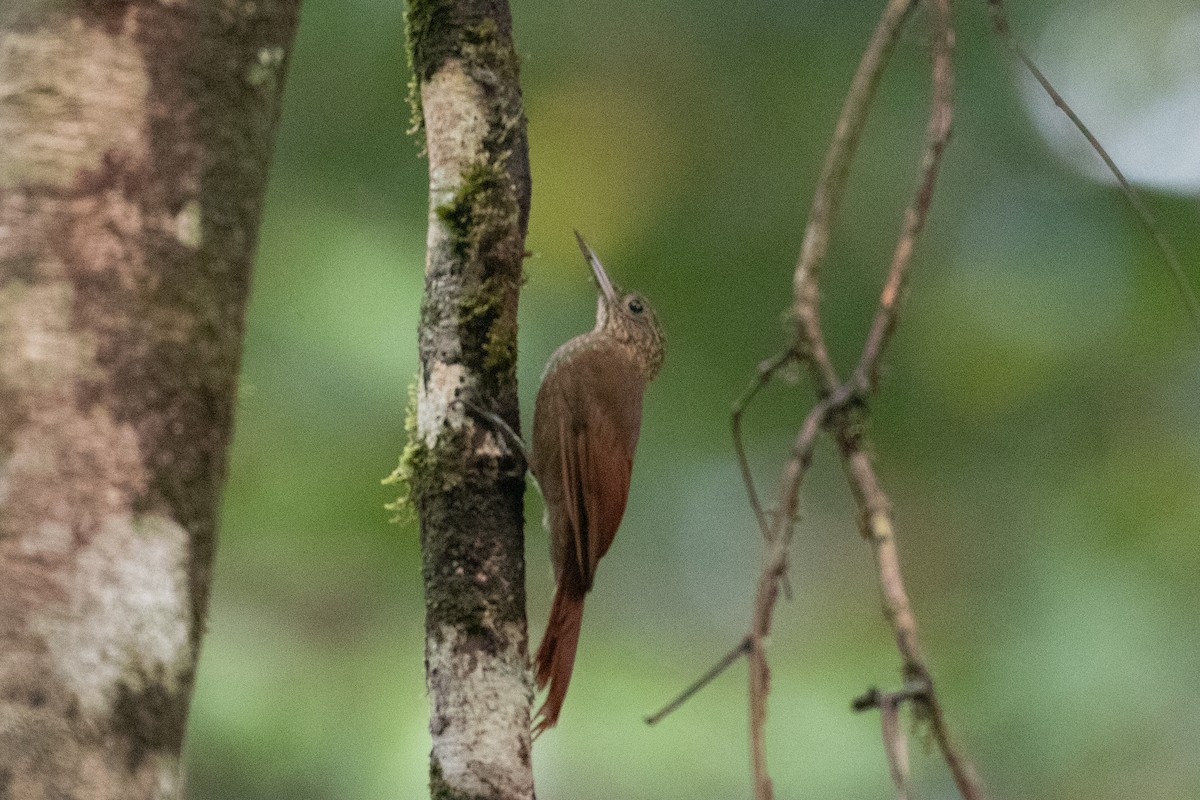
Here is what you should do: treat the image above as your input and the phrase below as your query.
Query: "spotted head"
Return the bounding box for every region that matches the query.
[575,231,666,381]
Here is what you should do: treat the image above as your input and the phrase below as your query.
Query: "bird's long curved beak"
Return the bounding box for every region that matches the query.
[574,230,617,305]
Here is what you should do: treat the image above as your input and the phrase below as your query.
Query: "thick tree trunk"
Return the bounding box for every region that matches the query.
[400,0,534,798]
[0,2,299,797]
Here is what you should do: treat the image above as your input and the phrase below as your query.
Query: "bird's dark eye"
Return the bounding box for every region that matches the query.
[627,298,644,314]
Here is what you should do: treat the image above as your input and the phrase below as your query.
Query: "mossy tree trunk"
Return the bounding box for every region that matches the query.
[0,1,299,797]
[398,0,534,798]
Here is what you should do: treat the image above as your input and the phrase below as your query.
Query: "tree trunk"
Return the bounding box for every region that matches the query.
[0,2,299,797]
[398,0,534,798]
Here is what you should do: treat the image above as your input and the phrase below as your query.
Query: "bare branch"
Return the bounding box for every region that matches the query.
[747,382,860,800]
[749,3,925,797]
[853,683,928,800]
[831,4,986,798]
[645,637,752,726]
[792,0,922,395]
[732,350,798,600]
[857,1,954,389]
[879,694,911,800]
[652,2,986,796]
[732,350,797,544]
[846,0,955,700]
[752,0,982,797]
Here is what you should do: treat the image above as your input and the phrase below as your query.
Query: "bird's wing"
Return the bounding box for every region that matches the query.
[554,352,643,592]
[556,412,588,581]
[530,344,647,733]
[567,419,630,591]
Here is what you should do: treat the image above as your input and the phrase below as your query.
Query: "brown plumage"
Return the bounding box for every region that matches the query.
[530,233,665,736]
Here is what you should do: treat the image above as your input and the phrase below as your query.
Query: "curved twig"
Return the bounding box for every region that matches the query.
[731,350,797,542]
[648,3,984,798]
[732,350,798,600]
[792,0,921,395]
[988,0,1200,336]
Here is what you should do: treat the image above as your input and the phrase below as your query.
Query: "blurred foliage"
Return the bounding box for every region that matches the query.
[185,1,1200,798]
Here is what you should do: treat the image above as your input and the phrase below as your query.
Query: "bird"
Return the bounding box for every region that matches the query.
[530,231,665,736]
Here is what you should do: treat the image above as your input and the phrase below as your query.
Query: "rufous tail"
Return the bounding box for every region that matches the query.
[532,584,585,737]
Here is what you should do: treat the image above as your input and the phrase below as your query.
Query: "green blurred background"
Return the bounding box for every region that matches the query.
[184,1,1200,798]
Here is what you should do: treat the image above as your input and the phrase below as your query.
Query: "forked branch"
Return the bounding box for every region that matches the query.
[650,1,983,798]
[653,1,1193,798]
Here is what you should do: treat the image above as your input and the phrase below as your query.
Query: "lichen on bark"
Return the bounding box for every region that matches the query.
[403,0,535,797]
[0,1,300,796]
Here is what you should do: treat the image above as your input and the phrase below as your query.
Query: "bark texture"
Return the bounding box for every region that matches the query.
[401,0,533,798]
[0,2,299,797]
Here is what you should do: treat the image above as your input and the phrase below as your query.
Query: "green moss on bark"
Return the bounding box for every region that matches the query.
[383,381,468,521]
[435,162,510,253]
[458,275,517,386]
[405,0,460,83]
[431,159,520,392]
[404,1,523,153]
[382,381,420,519]
[403,0,449,141]
[405,2,532,793]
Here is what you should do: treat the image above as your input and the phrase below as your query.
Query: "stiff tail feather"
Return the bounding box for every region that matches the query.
[532,585,585,737]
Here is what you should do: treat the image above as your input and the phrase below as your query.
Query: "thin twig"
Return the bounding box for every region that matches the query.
[732,350,797,600]
[857,0,955,389]
[644,380,853,732]
[988,0,1200,336]
[644,0,923,719]
[645,637,751,726]
[853,683,928,800]
[792,0,921,396]
[651,2,985,797]
[769,0,984,796]
[847,0,956,678]
[732,350,797,541]
[749,2,922,797]
[647,387,848,726]
[879,694,911,800]
[747,382,858,800]
[825,3,985,796]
